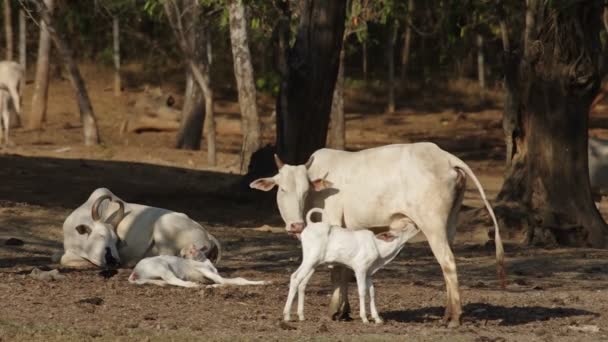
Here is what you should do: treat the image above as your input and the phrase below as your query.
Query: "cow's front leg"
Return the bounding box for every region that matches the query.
[58,250,94,268]
[328,265,351,320]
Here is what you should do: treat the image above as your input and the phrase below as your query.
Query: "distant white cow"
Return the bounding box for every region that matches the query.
[129,244,270,288]
[0,61,24,115]
[588,136,608,201]
[284,208,420,324]
[0,85,11,145]
[251,143,505,327]
[56,188,221,268]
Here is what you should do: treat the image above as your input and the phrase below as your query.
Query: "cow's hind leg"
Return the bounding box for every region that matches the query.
[446,169,466,247]
[420,218,462,328]
[328,265,351,320]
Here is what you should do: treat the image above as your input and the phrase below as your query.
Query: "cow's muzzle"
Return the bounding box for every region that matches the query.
[105,247,119,267]
[288,222,305,235]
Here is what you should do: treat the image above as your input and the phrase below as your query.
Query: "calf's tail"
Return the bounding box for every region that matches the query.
[306,208,325,226]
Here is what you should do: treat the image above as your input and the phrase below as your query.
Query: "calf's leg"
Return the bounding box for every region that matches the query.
[354,270,369,323]
[367,276,383,324]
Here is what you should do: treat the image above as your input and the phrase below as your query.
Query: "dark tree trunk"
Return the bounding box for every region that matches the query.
[38,0,100,146]
[386,19,398,114]
[275,0,347,164]
[175,2,204,150]
[328,44,345,150]
[497,0,607,247]
[400,0,414,85]
[112,16,121,96]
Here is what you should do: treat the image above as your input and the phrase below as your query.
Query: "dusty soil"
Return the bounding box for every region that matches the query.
[1,65,608,341]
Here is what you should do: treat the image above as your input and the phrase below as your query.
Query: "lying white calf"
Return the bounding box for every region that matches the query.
[129,245,270,288]
[284,208,420,323]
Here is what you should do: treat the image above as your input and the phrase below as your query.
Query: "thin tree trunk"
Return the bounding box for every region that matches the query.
[275,0,347,164]
[38,0,100,145]
[400,0,414,84]
[28,0,53,130]
[228,0,260,174]
[497,0,607,247]
[476,33,485,90]
[112,16,121,96]
[362,39,367,82]
[165,0,215,165]
[329,44,345,150]
[4,0,13,60]
[386,19,398,114]
[18,9,25,69]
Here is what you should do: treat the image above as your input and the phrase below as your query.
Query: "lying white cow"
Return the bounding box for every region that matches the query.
[284,208,420,323]
[251,143,505,327]
[0,85,11,145]
[56,188,221,268]
[588,136,608,201]
[129,244,270,288]
[0,61,24,116]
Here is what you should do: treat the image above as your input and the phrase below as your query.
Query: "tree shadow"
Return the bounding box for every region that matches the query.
[383,303,598,326]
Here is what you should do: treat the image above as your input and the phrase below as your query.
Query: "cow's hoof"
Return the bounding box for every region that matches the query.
[447,319,461,329]
[373,317,384,325]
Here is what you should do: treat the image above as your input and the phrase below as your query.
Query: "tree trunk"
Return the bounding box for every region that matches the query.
[165,0,215,165]
[4,0,12,60]
[176,82,204,149]
[28,0,53,130]
[497,0,607,247]
[386,19,398,114]
[328,44,345,150]
[112,16,121,96]
[476,33,485,90]
[38,0,100,146]
[275,0,347,164]
[18,9,25,69]
[400,0,414,84]
[228,0,261,174]
[362,39,367,82]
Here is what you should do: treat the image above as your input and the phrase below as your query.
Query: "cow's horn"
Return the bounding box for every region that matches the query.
[106,200,126,231]
[274,154,285,169]
[91,194,112,222]
[305,156,314,169]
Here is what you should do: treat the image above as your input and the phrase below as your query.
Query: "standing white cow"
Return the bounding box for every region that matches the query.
[0,61,24,115]
[0,61,24,144]
[0,85,11,145]
[56,188,221,268]
[588,136,608,201]
[250,143,505,327]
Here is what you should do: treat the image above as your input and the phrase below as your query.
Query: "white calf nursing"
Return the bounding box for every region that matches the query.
[284,208,420,323]
[129,245,270,288]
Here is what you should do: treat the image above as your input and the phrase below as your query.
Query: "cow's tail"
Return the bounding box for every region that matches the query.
[208,234,222,266]
[306,208,324,226]
[449,155,506,288]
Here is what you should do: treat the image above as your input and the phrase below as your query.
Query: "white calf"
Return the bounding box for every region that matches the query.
[0,60,24,117]
[128,245,270,288]
[284,209,420,324]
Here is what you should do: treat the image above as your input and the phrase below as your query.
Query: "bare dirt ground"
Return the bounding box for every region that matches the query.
[1,65,608,341]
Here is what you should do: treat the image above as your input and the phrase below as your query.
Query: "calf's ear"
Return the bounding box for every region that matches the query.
[250,177,277,191]
[375,232,397,242]
[75,225,92,235]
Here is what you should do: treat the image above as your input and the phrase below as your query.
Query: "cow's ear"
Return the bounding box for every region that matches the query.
[75,225,92,235]
[311,178,333,191]
[250,177,277,191]
[375,232,397,242]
